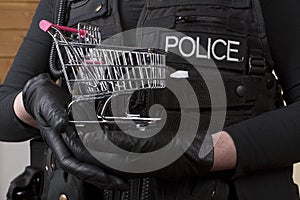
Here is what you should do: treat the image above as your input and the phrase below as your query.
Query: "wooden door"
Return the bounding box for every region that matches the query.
[0,0,39,83]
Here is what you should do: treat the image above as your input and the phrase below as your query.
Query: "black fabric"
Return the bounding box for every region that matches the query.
[30,138,46,169]
[224,0,300,175]
[47,169,103,200]
[118,0,145,31]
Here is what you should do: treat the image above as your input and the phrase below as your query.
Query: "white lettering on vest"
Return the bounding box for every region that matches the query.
[165,36,179,52]
[211,39,227,61]
[227,40,240,62]
[179,36,196,58]
[165,36,241,62]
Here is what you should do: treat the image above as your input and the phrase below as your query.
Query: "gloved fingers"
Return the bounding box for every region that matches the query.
[41,102,69,132]
[61,126,104,167]
[23,73,71,132]
[78,128,169,154]
[62,127,158,179]
[81,130,139,153]
[61,126,145,165]
[39,126,129,190]
[61,155,129,190]
[61,126,213,178]
[105,130,174,153]
[75,121,182,155]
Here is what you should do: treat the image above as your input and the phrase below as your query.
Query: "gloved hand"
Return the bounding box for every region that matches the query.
[71,109,214,178]
[109,111,214,177]
[22,73,129,190]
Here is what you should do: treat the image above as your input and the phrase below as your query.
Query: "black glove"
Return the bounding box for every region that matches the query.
[22,73,129,190]
[73,110,214,178]
[110,111,213,177]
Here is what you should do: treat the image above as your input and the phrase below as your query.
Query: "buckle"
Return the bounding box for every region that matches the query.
[248,56,267,76]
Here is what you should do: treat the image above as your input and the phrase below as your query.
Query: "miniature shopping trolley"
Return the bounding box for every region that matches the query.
[39,20,167,125]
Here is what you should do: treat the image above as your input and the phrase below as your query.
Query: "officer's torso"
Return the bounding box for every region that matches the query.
[58,0,281,199]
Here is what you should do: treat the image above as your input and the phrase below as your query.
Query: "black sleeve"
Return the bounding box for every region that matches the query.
[0,0,54,142]
[225,0,300,177]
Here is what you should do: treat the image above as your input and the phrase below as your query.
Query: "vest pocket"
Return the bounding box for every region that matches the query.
[67,0,109,27]
[142,14,248,73]
[140,1,251,72]
[147,0,251,9]
[67,0,120,39]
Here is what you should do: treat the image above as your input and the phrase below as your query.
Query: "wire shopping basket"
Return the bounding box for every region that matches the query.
[39,20,167,125]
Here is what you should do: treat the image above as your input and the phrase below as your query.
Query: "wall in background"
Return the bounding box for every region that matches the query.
[0,142,30,200]
[0,0,38,83]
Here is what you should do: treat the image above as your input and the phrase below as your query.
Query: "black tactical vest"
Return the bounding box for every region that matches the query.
[56,0,282,199]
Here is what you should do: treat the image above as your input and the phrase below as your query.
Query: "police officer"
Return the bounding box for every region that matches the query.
[1,0,300,199]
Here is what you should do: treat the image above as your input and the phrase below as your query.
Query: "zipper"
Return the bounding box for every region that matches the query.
[211,190,216,199]
[141,178,152,200]
[103,190,113,200]
[175,15,225,25]
[121,190,130,200]
[211,179,218,200]
[103,174,152,200]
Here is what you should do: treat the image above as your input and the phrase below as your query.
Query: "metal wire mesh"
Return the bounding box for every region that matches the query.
[49,23,167,98]
[45,22,167,124]
[63,44,166,97]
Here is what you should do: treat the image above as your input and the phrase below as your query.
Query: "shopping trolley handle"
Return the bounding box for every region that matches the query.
[39,20,87,36]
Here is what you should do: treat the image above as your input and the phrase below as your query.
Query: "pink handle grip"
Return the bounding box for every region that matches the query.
[39,20,86,36]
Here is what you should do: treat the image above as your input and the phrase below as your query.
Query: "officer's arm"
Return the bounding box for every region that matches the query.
[14,92,38,129]
[0,0,53,142]
[213,0,300,177]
